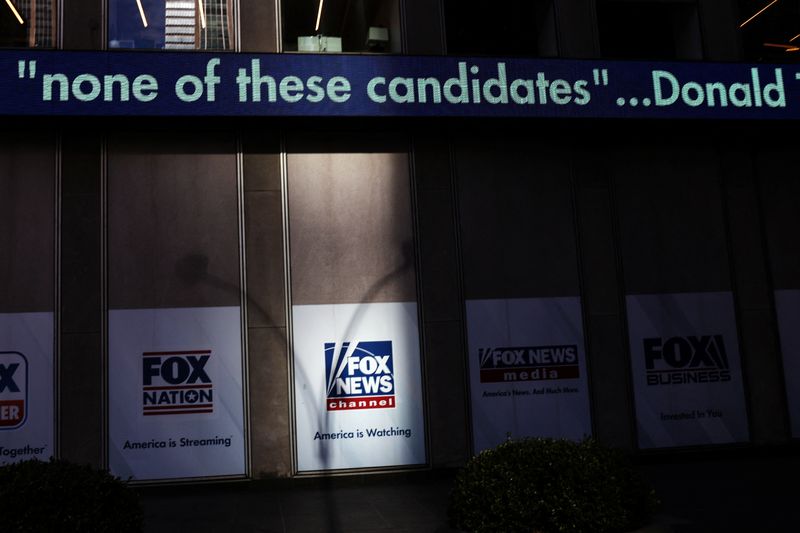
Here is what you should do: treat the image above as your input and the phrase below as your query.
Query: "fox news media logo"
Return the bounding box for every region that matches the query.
[142,350,213,416]
[644,335,731,386]
[325,341,395,411]
[478,345,579,383]
[0,352,27,430]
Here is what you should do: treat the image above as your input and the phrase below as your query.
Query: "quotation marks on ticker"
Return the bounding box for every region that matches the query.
[18,60,36,79]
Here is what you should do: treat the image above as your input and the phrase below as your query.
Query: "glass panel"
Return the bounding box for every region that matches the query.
[443,0,554,57]
[109,0,234,50]
[0,0,58,48]
[106,134,247,481]
[282,0,401,53]
[0,135,56,463]
[597,0,702,60]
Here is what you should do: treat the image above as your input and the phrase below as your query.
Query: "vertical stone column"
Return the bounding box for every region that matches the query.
[60,135,103,467]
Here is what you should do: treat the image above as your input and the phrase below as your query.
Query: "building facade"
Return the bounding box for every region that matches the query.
[1,0,798,481]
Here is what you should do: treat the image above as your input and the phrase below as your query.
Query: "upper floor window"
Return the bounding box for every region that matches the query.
[597,0,702,60]
[282,0,401,53]
[109,0,234,50]
[738,0,800,62]
[0,0,57,47]
[443,0,557,57]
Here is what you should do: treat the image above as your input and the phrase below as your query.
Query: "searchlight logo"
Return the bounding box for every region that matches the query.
[644,335,731,386]
[142,350,213,416]
[478,345,579,383]
[0,352,27,429]
[325,341,395,411]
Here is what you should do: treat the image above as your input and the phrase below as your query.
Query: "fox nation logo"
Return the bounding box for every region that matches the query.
[0,352,27,430]
[644,335,731,386]
[478,345,579,383]
[142,350,213,416]
[324,341,395,411]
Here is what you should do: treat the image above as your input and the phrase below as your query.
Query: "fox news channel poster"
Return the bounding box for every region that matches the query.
[108,307,246,480]
[292,302,426,472]
[465,297,592,453]
[773,290,800,437]
[0,313,54,465]
[626,292,749,448]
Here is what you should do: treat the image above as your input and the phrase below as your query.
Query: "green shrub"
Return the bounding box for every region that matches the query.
[0,458,143,532]
[448,437,659,533]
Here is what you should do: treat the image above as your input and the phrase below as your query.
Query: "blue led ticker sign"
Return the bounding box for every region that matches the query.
[2,50,800,119]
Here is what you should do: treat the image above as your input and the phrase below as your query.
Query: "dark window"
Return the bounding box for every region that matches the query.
[443,0,556,57]
[738,0,800,62]
[597,0,702,60]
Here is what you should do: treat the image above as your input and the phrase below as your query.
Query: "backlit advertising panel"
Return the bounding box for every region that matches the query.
[108,306,246,480]
[292,302,426,472]
[466,297,592,452]
[627,292,749,448]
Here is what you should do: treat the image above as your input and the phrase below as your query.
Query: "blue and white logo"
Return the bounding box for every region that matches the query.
[324,341,395,411]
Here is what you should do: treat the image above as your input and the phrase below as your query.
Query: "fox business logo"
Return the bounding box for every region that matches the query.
[325,341,395,411]
[478,345,579,383]
[142,350,213,416]
[644,335,731,386]
[0,352,27,430]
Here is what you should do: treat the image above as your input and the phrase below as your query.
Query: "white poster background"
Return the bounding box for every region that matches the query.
[108,306,246,480]
[293,302,426,472]
[773,290,800,437]
[0,312,53,465]
[627,292,749,448]
[466,297,592,453]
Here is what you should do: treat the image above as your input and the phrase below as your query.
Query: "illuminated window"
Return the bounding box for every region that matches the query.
[281,0,401,53]
[0,0,57,47]
[738,0,800,62]
[597,0,702,60]
[108,0,234,50]
[443,0,557,57]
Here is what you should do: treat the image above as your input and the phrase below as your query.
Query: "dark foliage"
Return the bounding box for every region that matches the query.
[449,437,659,533]
[0,458,143,532]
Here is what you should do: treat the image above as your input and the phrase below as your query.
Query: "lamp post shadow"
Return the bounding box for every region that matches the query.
[174,241,414,532]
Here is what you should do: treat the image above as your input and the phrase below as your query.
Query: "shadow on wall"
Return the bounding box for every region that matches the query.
[174,243,415,531]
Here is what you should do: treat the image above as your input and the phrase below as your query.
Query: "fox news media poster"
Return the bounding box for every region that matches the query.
[292,302,426,472]
[773,290,800,437]
[108,307,246,481]
[0,313,54,465]
[465,297,592,453]
[626,292,749,448]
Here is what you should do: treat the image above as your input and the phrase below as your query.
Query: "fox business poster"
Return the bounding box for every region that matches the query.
[0,313,54,465]
[292,302,426,472]
[108,307,246,480]
[773,290,800,438]
[627,292,749,448]
[465,297,592,453]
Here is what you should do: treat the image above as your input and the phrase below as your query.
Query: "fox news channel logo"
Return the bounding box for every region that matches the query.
[325,341,395,411]
[644,335,731,386]
[0,352,27,430]
[142,350,213,416]
[478,345,579,383]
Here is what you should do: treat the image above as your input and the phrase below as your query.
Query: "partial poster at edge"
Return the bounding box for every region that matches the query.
[773,290,800,438]
[0,313,54,465]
